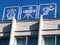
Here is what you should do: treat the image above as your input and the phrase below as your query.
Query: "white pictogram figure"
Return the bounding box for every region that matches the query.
[7,9,16,20]
[23,7,36,19]
[42,6,54,15]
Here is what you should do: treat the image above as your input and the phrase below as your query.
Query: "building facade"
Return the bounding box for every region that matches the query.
[0,17,60,45]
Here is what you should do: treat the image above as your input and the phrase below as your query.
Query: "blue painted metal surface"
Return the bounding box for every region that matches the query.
[0,0,59,21]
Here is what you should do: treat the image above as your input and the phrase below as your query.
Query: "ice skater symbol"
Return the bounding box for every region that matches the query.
[42,6,54,15]
[23,7,36,19]
[7,9,16,20]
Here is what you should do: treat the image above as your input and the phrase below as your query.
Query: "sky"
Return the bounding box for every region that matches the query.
[0,0,59,21]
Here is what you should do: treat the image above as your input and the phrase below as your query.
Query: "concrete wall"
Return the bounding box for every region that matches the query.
[0,21,12,37]
[16,20,39,31]
[15,19,60,36]
[15,20,39,36]
[15,31,38,36]
[42,19,60,35]
[0,19,60,37]
[0,23,11,32]
[43,19,60,29]
[42,30,60,35]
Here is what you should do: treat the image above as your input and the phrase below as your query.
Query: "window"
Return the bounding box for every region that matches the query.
[43,36,60,45]
[0,38,9,45]
[16,37,26,45]
[16,37,38,45]
[57,37,60,45]
[28,37,38,45]
[44,37,55,45]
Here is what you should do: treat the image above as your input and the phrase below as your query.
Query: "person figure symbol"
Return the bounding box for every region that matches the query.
[7,9,16,20]
[42,5,54,15]
[23,7,36,19]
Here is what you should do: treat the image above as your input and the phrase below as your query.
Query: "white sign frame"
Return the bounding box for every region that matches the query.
[39,3,57,18]
[2,6,20,21]
[21,5,38,19]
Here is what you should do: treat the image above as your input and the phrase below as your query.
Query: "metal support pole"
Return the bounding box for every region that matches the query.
[55,36,57,45]
[25,36,28,45]
[38,15,43,45]
[9,17,16,45]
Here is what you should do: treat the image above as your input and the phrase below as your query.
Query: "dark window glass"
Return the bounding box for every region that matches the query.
[57,37,60,45]
[28,37,38,45]
[16,37,38,45]
[16,38,26,45]
[0,38,9,45]
[44,37,55,45]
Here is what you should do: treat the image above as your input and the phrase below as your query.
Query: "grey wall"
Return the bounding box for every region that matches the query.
[15,20,39,36]
[43,19,60,29]
[0,19,60,37]
[42,19,60,35]
[15,19,60,36]
[0,23,11,32]
[0,22,11,37]
[16,21,39,31]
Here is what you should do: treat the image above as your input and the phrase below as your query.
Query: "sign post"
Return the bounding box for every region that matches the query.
[9,17,16,45]
[38,15,43,45]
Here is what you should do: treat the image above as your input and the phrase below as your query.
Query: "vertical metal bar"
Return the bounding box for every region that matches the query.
[38,15,43,45]
[25,36,28,45]
[13,38,17,45]
[55,36,57,45]
[9,17,16,45]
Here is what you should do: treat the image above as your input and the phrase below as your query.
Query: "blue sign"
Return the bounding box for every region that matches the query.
[2,3,57,20]
[21,5,38,20]
[39,3,57,18]
[0,0,60,21]
[2,6,20,20]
